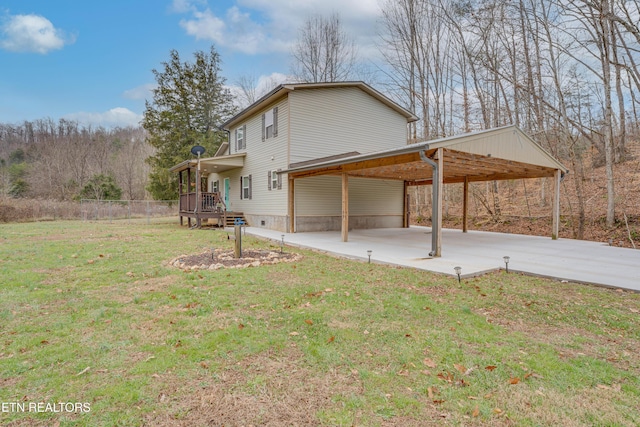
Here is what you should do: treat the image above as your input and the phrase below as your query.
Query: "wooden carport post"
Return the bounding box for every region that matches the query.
[552,169,561,239]
[462,176,469,233]
[341,173,349,242]
[288,176,295,233]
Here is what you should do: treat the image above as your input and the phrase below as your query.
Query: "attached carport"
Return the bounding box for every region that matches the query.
[284,125,569,257]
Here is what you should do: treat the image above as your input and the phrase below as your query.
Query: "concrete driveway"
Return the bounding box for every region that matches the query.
[245,226,640,292]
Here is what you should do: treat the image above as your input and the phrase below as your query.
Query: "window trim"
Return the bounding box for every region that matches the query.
[236,124,246,151]
[241,174,252,200]
[261,107,278,141]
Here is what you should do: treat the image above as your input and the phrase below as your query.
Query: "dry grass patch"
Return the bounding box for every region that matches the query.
[143,346,362,426]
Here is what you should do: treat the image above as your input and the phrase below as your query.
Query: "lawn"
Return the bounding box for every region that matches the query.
[1,219,639,426]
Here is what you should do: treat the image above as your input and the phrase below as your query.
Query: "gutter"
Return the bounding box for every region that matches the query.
[419,149,439,257]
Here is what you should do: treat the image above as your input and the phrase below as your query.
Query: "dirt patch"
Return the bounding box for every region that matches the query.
[166,249,302,271]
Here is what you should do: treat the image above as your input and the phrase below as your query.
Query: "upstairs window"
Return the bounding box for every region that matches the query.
[235,124,246,151]
[262,107,278,141]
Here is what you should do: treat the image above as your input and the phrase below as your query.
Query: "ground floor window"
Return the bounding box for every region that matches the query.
[241,175,252,199]
[268,170,282,190]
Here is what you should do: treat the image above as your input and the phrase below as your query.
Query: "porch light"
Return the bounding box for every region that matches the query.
[280,234,285,253]
[454,266,462,283]
[503,256,510,273]
[367,250,372,264]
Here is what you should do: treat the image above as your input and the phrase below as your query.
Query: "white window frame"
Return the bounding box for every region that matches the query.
[271,171,278,190]
[242,175,251,200]
[236,125,246,150]
[262,107,278,141]
[211,180,219,193]
[265,109,274,139]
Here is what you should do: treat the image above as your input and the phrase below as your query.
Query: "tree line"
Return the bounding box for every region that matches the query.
[0,119,151,201]
[375,0,640,233]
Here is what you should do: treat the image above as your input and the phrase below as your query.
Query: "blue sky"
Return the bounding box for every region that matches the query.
[0,0,383,128]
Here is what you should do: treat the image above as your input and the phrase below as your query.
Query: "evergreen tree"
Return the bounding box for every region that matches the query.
[79,174,122,201]
[142,46,236,200]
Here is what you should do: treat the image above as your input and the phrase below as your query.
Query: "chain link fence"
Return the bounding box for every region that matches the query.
[80,199,178,223]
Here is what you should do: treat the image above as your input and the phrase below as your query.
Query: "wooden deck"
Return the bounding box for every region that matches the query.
[178,191,237,228]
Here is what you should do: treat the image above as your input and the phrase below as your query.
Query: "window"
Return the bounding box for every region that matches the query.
[268,170,282,190]
[235,124,246,151]
[261,107,278,141]
[240,175,252,200]
[211,180,219,193]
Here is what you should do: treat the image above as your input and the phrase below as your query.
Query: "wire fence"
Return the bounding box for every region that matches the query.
[80,199,178,223]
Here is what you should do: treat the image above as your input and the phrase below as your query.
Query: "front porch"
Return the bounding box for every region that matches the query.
[170,151,246,228]
[178,190,227,227]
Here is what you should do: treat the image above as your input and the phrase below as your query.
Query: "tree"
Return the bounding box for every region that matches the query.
[79,174,122,201]
[291,13,358,82]
[142,46,236,200]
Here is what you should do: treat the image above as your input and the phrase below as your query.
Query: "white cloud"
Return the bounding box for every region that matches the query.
[169,0,207,14]
[0,13,73,54]
[179,9,226,43]
[174,1,383,59]
[123,84,155,101]
[64,108,142,128]
[179,6,267,55]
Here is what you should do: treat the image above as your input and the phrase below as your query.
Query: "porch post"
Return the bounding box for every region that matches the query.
[462,176,469,233]
[341,173,349,242]
[552,169,561,239]
[179,170,183,226]
[434,148,443,256]
[195,165,201,228]
[288,176,295,233]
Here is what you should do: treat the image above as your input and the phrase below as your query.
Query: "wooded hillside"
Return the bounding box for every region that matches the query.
[0,119,151,201]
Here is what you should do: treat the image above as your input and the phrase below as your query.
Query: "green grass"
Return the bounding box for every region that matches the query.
[1,218,639,426]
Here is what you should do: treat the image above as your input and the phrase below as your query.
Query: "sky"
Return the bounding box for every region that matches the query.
[0,0,384,128]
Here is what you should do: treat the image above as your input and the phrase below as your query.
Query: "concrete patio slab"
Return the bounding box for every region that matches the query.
[243,226,640,292]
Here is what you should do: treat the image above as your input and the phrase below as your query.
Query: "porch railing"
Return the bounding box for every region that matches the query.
[179,192,226,214]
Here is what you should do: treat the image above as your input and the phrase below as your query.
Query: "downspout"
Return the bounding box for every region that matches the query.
[419,150,439,257]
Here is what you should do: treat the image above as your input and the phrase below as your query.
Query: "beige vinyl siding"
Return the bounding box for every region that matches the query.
[295,176,403,216]
[209,99,289,215]
[434,128,566,170]
[289,87,409,164]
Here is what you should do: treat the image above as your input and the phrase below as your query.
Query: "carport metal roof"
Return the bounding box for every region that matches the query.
[283,126,569,257]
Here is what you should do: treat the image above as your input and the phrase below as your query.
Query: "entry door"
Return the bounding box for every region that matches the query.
[224,178,230,211]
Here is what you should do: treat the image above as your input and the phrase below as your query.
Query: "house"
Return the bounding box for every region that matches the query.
[171,81,568,257]
[171,81,419,232]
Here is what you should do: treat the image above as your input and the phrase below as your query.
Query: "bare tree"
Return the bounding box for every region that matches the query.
[234,73,285,108]
[291,13,358,82]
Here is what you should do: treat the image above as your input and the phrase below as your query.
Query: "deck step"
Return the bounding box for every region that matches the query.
[224,212,247,227]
